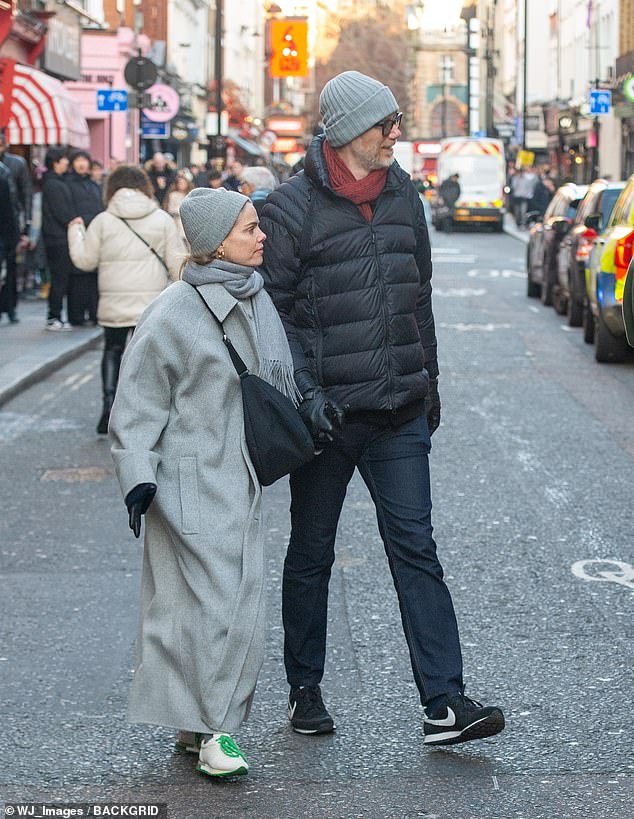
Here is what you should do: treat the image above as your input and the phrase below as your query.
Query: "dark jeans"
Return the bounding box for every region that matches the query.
[283,414,464,705]
[0,242,17,316]
[68,272,98,325]
[45,242,74,321]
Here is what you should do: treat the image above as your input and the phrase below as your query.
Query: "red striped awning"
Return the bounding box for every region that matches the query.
[0,58,89,148]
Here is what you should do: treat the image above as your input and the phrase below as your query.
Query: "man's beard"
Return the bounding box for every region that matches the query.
[352,143,392,173]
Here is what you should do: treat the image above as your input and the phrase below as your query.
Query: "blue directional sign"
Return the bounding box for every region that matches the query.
[589,89,612,115]
[141,114,168,139]
[96,89,128,112]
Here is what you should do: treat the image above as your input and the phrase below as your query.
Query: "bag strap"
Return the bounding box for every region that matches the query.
[115,216,170,274]
[189,284,249,377]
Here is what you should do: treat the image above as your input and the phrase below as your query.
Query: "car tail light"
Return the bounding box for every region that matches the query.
[614,229,634,280]
[576,227,597,260]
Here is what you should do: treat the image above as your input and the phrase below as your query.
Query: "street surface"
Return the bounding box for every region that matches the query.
[1,226,633,818]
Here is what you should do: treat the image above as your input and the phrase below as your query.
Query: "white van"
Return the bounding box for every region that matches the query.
[433,137,506,231]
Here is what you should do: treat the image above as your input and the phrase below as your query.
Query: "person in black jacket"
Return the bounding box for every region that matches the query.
[0,170,19,320]
[41,148,75,330]
[0,130,32,322]
[67,150,103,325]
[260,71,505,748]
[438,173,461,231]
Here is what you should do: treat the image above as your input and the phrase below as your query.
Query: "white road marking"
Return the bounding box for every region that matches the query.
[432,247,462,254]
[467,268,524,279]
[69,373,94,391]
[434,287,487,298]
[433,255,477,264]
[438,322,512,332]
[571,559,634,593]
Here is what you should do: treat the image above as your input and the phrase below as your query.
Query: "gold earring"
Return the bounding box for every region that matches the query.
[216,244,225,260]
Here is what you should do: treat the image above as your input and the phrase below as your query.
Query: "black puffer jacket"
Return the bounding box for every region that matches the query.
[41,171,76,247]
[260,135,437,414]
[67,171,103,226]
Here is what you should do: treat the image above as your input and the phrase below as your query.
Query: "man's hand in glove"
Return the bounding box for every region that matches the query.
[424,378,441,436]
[125,482,157,538]
[298,386,345,447]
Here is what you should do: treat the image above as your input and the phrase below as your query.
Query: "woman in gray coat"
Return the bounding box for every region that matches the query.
[109,187,299,778]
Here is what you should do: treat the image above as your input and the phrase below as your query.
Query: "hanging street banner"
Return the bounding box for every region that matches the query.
[269,19,309,78]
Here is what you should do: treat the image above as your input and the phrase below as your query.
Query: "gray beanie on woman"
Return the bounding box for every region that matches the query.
[179,187,249,255]
[319,71,399,148]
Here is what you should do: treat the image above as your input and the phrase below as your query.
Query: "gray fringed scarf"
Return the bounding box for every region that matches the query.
[182,259,301,405]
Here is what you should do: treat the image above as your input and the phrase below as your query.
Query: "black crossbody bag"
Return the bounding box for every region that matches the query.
[191,285,314,486]
[116,216,170,273]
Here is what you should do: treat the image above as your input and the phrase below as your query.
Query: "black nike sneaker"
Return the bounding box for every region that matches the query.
[288,685,335,735]
[423,693,505,746]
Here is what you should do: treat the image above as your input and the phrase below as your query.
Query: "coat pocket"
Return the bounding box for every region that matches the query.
[178,456,200,534]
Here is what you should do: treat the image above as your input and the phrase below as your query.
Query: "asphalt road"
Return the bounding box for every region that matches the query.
[1,226,633,818]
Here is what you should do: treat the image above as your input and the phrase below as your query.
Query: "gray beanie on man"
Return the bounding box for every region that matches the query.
[179,186,249,255]
[319,71,399,148]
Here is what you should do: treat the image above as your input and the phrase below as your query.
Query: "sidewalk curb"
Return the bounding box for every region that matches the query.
[0,331,101,408]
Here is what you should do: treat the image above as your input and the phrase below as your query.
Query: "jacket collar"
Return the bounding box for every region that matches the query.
[193,281,239,324]
[304,134,407,194]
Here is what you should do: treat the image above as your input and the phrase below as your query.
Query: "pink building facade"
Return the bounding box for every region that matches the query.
[65,27,149,166]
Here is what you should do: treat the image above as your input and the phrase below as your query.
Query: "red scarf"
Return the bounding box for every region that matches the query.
[323,140,388,222]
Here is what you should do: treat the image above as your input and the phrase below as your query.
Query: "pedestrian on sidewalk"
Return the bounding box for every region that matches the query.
[438,172,461,232]
[510,167,537,228]
[0,169,19,315]
[68,164,183,434]
[67,150,104,326]
[42,148,76,331]
[0,129,32,323]
[163,171,193,247]
[260,70,505,747]
[108,186,294,778]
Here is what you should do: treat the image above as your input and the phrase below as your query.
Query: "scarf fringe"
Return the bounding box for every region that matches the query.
[258,360,303,406]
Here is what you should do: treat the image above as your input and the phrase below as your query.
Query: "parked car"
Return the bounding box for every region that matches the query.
[624,257,634,347]
[554,179,625,325]
[526,182,588,306]
[584,174,634,362]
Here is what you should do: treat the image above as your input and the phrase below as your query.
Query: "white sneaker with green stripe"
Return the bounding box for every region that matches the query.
[196,733,249,777]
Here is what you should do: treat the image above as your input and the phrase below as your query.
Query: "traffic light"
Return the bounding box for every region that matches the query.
[269,19,309,78]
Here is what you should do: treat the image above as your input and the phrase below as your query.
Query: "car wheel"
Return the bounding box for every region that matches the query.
[526,249,540,298]
[540,266,554,306]
[594,310,629,363]
[554,287,567,315]
[582,301,595,344]
[567,294,583,327]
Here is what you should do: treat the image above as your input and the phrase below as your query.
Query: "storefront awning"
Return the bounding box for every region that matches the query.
[228,130,263,156]
[0,58,89,148]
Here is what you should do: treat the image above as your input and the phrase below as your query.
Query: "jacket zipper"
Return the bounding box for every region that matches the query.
[371,228,394,410]
[307,283,324,384]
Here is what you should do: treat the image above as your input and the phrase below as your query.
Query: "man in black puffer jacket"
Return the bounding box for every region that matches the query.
[261,71,504,748]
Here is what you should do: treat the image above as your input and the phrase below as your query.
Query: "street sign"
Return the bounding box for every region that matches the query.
[141,114,168,139]
[124,56,158,92]
[142,83,179,123]
[96,89,128,112]
[623,75,634,104]
[589,89,612,115]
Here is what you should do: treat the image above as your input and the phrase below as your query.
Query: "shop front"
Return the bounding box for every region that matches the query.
[64,27,150,166]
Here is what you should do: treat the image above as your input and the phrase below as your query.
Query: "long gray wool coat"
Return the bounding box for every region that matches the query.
[109,280,265,734]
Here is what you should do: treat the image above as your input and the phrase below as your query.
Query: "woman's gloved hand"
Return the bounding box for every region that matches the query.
[298,386,345,447]
[125,483,157,538]
[425,378,441,436]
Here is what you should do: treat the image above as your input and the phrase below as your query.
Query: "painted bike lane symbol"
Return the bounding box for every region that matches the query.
[571,559,634,593]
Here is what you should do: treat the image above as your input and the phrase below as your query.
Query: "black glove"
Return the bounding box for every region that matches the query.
[298,386,345,447]
[125,483,157,538]
[424,378,441,436]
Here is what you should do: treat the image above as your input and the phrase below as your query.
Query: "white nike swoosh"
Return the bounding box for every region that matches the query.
[425,706,456,727]
[288,701,297,719]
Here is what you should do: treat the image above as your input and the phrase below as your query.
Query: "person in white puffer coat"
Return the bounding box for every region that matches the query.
[68,164,185,434]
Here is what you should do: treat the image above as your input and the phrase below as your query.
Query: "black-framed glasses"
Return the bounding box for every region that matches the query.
[374,111,402,137]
